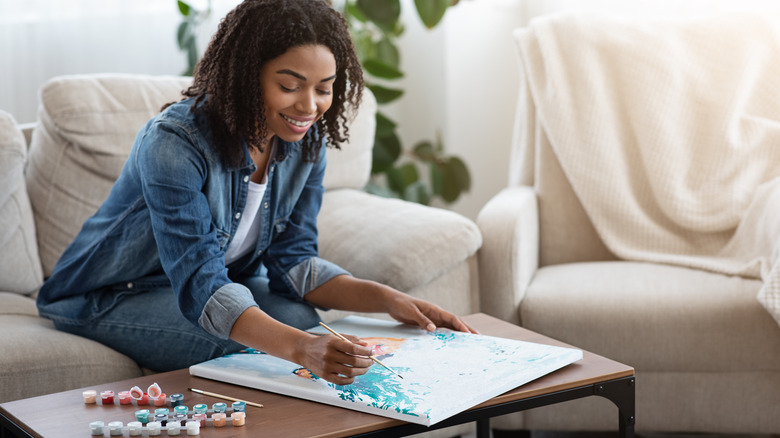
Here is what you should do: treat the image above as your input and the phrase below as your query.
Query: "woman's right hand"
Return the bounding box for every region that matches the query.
[296,333,374,385]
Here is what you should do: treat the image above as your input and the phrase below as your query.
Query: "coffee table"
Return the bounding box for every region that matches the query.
[0,313,635,438]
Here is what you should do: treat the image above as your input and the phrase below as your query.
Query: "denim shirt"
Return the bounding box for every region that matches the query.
[36,97,349,339]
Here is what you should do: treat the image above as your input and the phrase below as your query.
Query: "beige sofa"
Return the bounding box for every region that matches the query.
[0,74,481,405]
[477,13,780,435]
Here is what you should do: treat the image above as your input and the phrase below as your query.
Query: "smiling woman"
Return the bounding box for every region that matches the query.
[35,0,476,386]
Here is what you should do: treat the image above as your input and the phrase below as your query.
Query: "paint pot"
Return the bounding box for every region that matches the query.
[231,411,246,426]
[231,401,246,412]
[118,391,132,405]
[134,409,150,424]
[192,413,207,427]
[154,408,170,417]
[174,405,189,416]
[89,421,104,436]
[83,390,97,404]
[100,390,115,405]
[108,421,123,436]
[167,420,181,436]
[186,421,200,436]
[154,413,168,426]
[211,412,227,427]
[147,421,162,436]
[127,421,143,436]
[174,413,187,424]
[151,393,166,407]
[169,393,184,407]
[212,402,227,413]
[137,392,149,406]
[193,404,207,415]
[147,382,162,399]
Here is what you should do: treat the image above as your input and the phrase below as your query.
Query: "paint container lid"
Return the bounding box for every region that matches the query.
[147,421,162,436]
[129,386,144,399]
[128,421,143,435]
[147,382,162,398]
[89,421,104,436]
[231,401,246,412]
[186,421,200,436]
[212,402,227,413]
[170,393,184,403]
[174,405,189,415]
[108,421,123,436]
[193,403,207,414]
[154,408,170,416]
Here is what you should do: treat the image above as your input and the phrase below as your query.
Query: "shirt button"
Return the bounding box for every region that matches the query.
[277,154,284,161]
[263,202,269,209]
[235,212,241,219]
[243,175,249,183]
[256,250,262,256]
[127,282,133,289]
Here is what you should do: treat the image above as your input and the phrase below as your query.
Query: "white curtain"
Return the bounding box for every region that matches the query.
[0,0,239,124]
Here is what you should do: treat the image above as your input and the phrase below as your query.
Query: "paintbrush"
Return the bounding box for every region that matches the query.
[318,321,404,380]
[188,388,264,408]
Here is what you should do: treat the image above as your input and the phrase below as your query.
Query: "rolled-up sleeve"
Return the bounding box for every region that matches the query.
[198,283,258,338]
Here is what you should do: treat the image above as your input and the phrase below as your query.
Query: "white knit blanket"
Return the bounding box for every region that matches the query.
[515,12,780,327]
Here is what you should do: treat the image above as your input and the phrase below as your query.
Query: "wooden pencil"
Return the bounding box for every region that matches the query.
[318,321,405,380]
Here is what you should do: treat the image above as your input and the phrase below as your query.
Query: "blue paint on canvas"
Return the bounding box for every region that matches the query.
[189,316,582,426]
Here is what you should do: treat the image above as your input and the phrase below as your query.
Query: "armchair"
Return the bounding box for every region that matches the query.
[478,13,780,434]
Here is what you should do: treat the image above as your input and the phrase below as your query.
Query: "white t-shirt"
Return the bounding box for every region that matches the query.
[224,180,267,265]
[224,142,274,265]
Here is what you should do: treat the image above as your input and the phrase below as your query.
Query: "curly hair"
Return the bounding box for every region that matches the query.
[169,0,363,166]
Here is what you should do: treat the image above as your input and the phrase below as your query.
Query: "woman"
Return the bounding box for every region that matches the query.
[36,0,474,385]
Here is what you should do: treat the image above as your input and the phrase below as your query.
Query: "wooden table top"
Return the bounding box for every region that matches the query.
[0,313,633,438]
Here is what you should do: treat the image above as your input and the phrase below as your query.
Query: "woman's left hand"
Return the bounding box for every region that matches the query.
[383,288,479,334]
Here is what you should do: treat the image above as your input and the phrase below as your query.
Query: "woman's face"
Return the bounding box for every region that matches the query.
[260,44,337,143]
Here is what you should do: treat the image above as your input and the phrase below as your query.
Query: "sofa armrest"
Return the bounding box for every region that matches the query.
[476,186,539,325]
[318,189,482,294]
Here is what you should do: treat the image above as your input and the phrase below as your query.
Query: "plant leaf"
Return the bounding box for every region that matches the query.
[413,141,436,162]
[177,0,191,16]
[375,37,399,68]
[440,156,470,202]
[386,163,419,193]
[363,59,403,79]
[414,0,449,29]
[430,162,444,196]
[364,181,399,199]
[367,84,404,104]
[356,0,401,27]
[177,21,193,49]
[345,1,368,23]
[371,131,402,174]
[374,112,397,138]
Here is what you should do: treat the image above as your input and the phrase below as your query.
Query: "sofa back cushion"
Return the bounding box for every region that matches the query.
[26,74,192,277]
[0,110,44,294]
[26,74,375,277]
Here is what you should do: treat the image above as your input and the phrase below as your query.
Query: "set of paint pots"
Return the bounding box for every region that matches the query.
[83,383,170,407]
[89,403,248,435]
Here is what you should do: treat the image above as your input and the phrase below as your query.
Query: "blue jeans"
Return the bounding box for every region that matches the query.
[53,275,321,372]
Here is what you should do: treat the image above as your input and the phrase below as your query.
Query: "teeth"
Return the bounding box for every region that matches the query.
[282,114,311,128]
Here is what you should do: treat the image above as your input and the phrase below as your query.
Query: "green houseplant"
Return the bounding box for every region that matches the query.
[176,0,469,205]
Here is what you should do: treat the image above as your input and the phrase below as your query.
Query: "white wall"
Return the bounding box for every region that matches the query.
[393,0,780,220]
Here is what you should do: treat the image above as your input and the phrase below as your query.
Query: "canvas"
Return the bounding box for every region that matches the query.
[189,316,582,426]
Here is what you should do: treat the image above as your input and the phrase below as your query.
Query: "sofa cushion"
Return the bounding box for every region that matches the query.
[0,110,44,295]
[319,189,482,293]
[520,261,780,373]
[0,312,142,403]
[25,74,192,276]
[321,90,375,191]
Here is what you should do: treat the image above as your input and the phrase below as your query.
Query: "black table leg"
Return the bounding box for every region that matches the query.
[594,376,636,438]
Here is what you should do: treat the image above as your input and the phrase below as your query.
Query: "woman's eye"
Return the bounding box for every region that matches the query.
[317,89,332,96]
[280,85,296,92]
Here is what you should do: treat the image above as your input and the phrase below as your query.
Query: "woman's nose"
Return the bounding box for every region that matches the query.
[295,91,317,114]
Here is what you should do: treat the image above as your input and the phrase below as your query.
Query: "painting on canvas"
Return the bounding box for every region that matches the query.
[189,316,582,426]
